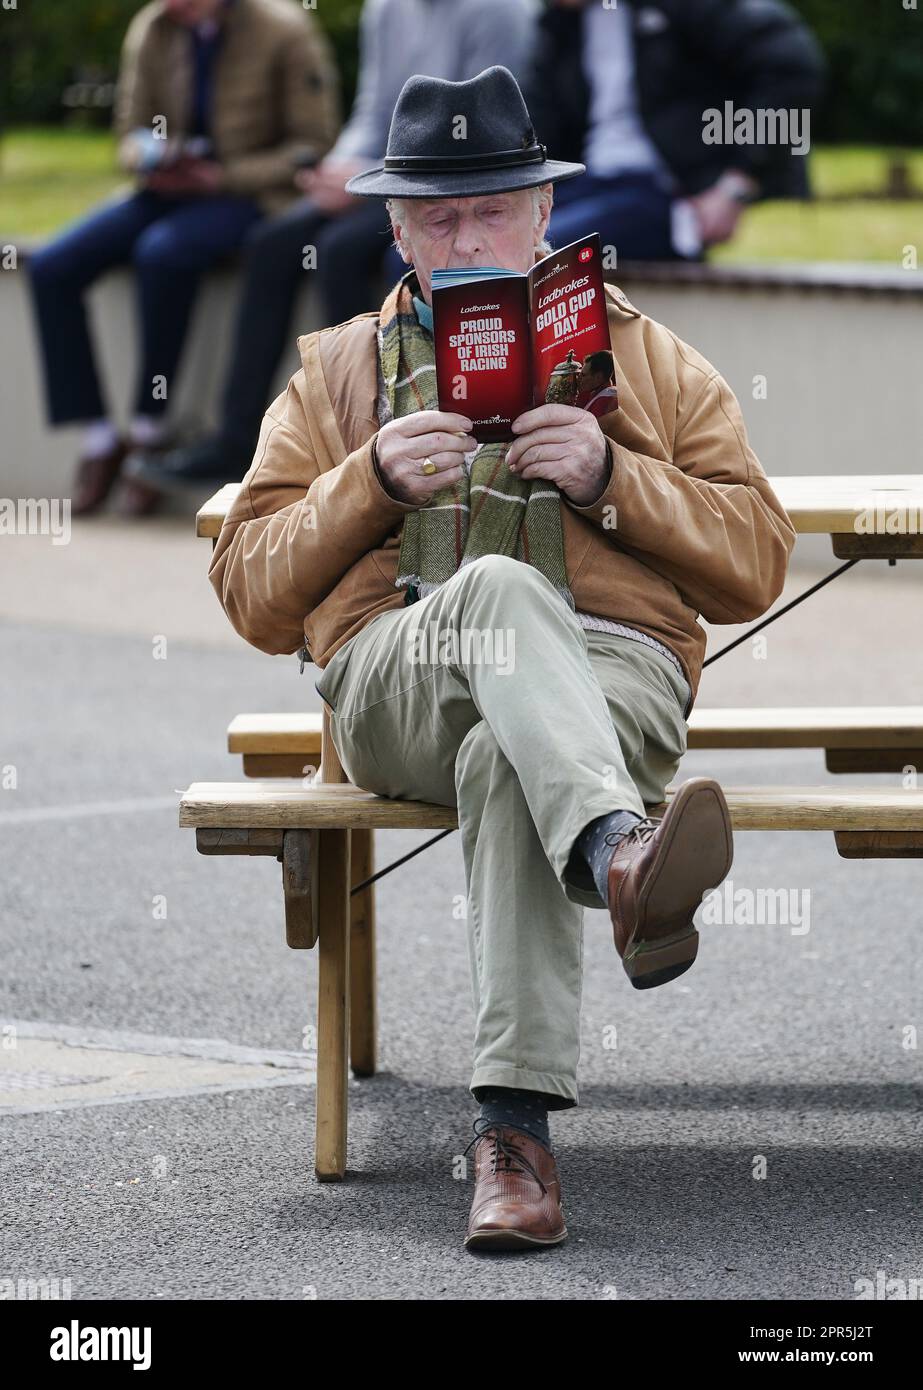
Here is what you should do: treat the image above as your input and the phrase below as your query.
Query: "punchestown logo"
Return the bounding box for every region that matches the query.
[49,1319,151,1370]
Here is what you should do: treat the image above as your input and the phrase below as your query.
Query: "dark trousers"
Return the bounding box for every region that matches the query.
[28,190,263,424]
[219,197,404,452]
[547,171,687,261]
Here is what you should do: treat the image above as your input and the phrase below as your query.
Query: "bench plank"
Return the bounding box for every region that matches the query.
[228,707,923,757]
[197,483,240,539]
[687,706,923,750]
[180,780,923,833]
[198,476,923,541]
[181,780,459,830]
[228,712,323,754]
[770,475,923,536]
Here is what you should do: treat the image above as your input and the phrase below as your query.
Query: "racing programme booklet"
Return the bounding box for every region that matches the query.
[431,232,614,443]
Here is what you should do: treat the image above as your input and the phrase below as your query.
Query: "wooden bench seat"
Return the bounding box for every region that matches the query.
[227,707,923,778]
[182,777,923,842]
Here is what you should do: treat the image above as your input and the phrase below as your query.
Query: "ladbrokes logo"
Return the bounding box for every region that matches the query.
[50,1320,151,1371]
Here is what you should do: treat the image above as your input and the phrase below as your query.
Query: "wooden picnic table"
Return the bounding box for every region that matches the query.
[185,470,923,1179]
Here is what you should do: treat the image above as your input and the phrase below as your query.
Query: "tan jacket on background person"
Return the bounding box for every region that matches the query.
[114,0,340,213]
[209,284,796,708]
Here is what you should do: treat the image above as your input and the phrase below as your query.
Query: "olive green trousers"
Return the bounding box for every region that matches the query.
[314,555,691,1110]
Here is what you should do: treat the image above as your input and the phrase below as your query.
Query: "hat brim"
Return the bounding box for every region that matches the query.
[344,159,585,199]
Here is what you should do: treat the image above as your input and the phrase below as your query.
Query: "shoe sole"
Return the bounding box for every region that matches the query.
[465,1225,568,1251]
[619,778,733,990]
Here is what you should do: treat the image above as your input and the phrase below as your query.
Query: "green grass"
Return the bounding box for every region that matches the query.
[1,126,123,238]
[807,145,923,198]
[713,199,918,265]
[2,126,922,262]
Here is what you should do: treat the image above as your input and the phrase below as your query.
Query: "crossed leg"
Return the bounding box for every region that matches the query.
[316,555,690,1106]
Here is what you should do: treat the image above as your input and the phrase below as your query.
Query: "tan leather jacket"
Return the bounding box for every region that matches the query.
[209,283,796,707]
[114,0,340,214]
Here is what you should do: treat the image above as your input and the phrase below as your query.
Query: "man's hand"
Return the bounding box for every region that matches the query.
[688,169,759,246]
[296,158,366,213]
[506,404,611,507]
[144,158,224,196]
[375,410,477,506]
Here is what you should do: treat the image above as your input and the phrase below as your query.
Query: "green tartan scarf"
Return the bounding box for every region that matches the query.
[378,272,575,612]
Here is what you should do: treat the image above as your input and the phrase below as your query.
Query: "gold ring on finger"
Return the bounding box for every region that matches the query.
[421,457,437,475]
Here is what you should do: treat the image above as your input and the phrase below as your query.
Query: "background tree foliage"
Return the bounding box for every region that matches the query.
[2,0,921,145]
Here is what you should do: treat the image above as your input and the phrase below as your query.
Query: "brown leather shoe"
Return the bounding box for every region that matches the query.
[72,441,127,516]
[463,1121,567,1250]
[607,777,733,990]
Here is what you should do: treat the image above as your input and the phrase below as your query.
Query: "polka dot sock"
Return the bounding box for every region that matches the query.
[575,808,644,905]
[478,1086,552,1152]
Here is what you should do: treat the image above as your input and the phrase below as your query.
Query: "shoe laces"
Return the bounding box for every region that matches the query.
[462,1118,548,1194]
[604,814,661,850]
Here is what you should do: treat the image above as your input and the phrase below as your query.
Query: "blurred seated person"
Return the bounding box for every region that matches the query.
[523,0,825,262]
[28,0,339,516]
[145,0,538,492]
[576,351,618,419]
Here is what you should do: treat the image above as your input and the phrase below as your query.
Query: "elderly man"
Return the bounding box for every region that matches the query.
[209,67,796,1252]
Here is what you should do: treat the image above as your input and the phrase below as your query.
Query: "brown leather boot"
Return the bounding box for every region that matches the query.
[72,441,127,516]
[463,1121,567,1250]
[607,777,733,990]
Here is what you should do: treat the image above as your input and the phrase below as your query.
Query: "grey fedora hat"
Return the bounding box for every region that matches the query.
[344,65,585,199]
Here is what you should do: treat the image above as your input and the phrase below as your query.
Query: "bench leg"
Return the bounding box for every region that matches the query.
[349,828,377,1078]
[315,828,351,1181]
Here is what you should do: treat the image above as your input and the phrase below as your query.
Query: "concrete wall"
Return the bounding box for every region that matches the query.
[3,258,920,569]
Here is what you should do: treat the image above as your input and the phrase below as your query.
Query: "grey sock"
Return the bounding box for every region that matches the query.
[575,808,643,903]
[478,1086,552,1152]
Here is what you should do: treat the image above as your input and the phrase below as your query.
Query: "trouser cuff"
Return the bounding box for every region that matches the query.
[470,1064,577,1111]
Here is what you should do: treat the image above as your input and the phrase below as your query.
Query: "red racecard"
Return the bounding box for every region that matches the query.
[431,233,615,442]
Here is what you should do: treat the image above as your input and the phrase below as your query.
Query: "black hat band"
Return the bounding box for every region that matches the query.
[382,143,548,174]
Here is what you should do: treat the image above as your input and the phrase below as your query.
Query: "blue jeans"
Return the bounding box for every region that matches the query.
[548,171,689,261]
[28,189,263,424]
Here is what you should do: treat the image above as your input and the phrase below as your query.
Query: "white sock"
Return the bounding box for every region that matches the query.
[82,419,120,460]
[129,415,170,448]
